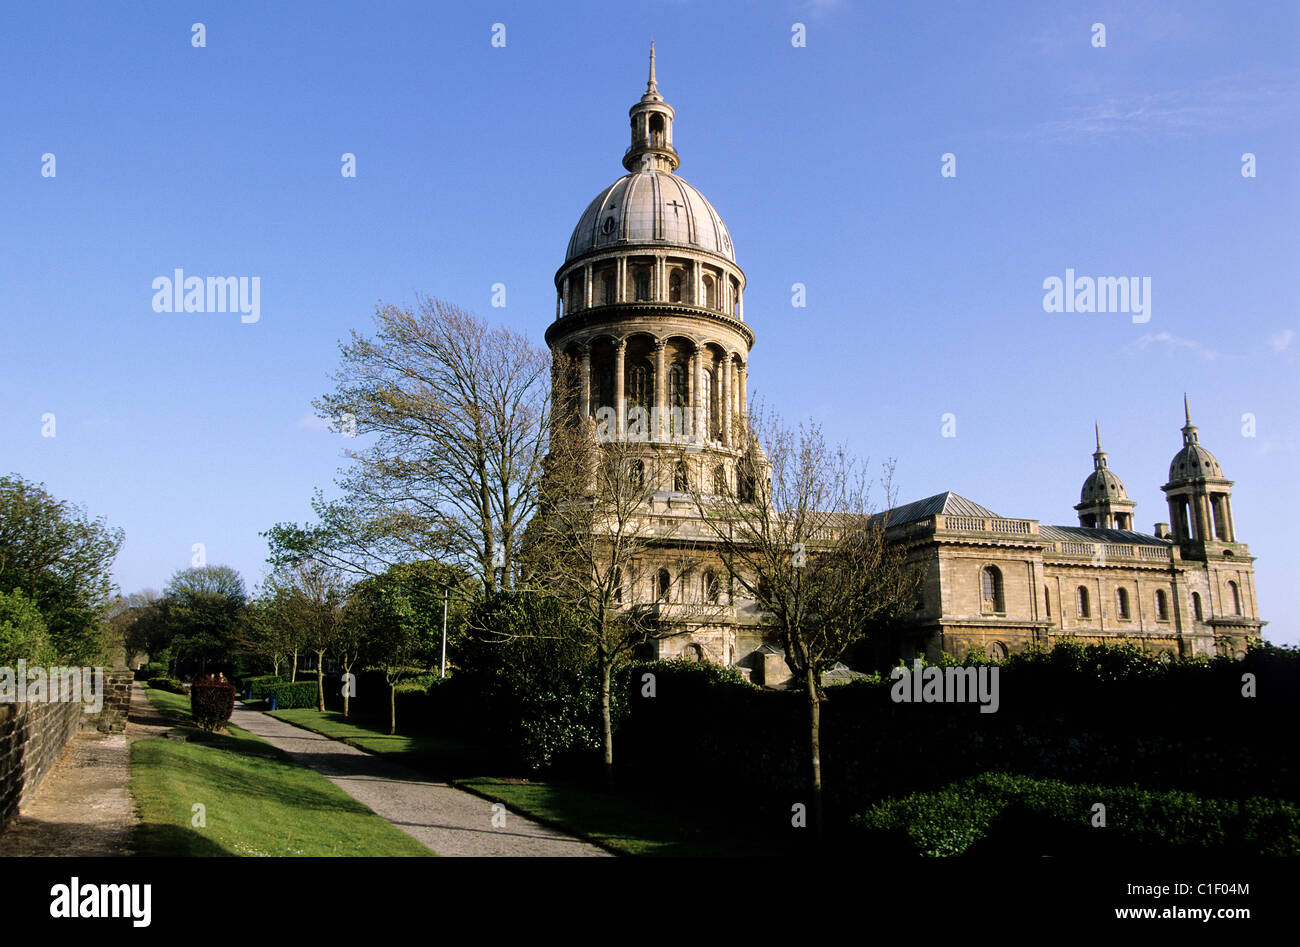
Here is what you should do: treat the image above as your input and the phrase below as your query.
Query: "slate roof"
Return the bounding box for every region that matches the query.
[880,491,999,527]
[1040,524,1171,547]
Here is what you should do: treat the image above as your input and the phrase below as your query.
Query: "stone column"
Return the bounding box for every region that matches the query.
[737,288,743,320]
[738,363,748,427]
[583,266,592,309]
[655,255,665,301]
[618,258,627,303]
[1194,494,1210,542]
[654,339,667,441]
[694,349,705,444]
[687,349,697,443]
[720,354,732,447]
[579,346,591,419]
[614,339,626,440]
[1224,497,1236,543]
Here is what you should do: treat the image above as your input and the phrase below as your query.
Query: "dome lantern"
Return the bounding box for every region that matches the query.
[1162,395,1237,543]
[1075,423,1136,530]
[623,42,680,174]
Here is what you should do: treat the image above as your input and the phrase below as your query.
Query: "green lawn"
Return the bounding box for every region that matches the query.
[131,687,434,857]
[269,707,779,856]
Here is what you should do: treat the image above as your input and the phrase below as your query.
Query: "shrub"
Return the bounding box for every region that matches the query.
[190,681,236,732]
[148,677,187,695]
[0,588,56,666]
[452,591,605,772]
[261,680,319,709]
[243,675,286,698]
[849,772,1300,856]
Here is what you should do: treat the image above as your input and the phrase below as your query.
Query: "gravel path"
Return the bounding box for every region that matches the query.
[0,682,170,856]
[229,704,610,857]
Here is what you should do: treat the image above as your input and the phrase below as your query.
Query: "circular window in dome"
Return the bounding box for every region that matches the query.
[601,216,616,235]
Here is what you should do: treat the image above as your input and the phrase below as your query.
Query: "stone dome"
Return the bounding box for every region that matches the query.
[1081,467,1129,504]
[1169,443,1224,482]
[565,171,735,264]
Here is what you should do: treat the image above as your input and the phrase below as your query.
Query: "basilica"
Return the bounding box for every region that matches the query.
[544,48,1265,684]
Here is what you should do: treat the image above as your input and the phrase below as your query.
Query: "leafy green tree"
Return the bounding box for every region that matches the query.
[350,562,451,734]
[308,298,552,594]
[158,565,248,677]
[0,474,124,662]
[456,590,606,772]
[0,588,57,665]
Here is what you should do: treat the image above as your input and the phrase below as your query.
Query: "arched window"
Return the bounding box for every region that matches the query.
[1077,586,1091,619]
[988,641,1008,661]
[634,267,651,301]
[626,362,652,410]
[1192,592,1203,622]
[674,459,689,493]
[601,269,616,304]
[737,458,756,503]
[1228,581,1241,615]
[703,570,719,604]
[1117,587,1131,620]
[1155,589,1168,621]
[668,270,682,302]
[656,569,671,602]
[668,363,687,408]
[612,567,623,604]
[567,273,584,313]
[713,465,728,496]
[1044,585,1051,618]
[649,113,665,148]
[702,275,716,309]
[629,459,645,488]
[980,566,1004,614]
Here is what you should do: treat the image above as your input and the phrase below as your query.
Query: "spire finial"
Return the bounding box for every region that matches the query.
[1095,421,1101,452]
[1184,392,1191,425]
[647,40,658,95]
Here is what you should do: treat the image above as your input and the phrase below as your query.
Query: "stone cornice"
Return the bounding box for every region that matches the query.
[545,303,756,349]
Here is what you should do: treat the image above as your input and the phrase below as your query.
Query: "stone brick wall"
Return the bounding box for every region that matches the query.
[0,668,134,834]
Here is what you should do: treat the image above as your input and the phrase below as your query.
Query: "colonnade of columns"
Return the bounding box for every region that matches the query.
[575,339,747,446]
[1167,491,1235,542]
[559,256,743,319]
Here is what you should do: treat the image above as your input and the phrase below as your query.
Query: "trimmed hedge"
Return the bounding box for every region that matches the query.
[190,681,236,732]
[148,677,187,695]
[243,675,287,698]
[850,772,1300,856]
[261,680,319,709]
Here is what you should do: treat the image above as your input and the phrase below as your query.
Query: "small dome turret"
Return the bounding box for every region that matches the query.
[1075,423,1136,530]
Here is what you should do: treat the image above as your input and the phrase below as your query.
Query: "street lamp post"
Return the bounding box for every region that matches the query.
[440,586,449,679]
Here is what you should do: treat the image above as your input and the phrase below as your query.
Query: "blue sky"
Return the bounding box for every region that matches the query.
[2,1,1296,643]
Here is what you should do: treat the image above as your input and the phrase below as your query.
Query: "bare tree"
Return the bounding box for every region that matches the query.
[679,406,922,837]
[522,359,665,785]
[284,296,552,593]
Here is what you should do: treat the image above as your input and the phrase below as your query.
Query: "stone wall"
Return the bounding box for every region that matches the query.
[0,668,134,834]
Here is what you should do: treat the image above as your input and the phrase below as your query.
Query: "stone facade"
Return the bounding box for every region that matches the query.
[0,668,134,834]
[546,50,1265,685]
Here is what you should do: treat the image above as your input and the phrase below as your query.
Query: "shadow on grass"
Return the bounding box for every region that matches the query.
[268,708,798,856]
[132,821,232,857]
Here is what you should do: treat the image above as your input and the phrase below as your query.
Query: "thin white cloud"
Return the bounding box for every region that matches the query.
[296,413,331,432]
[1269,329,1295,353]
[1027,73,1299,143]
[1126,332,1225,361]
